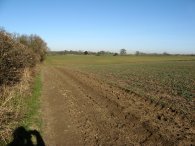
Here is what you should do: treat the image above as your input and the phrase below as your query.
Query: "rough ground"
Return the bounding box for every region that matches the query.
[41,66,195,146]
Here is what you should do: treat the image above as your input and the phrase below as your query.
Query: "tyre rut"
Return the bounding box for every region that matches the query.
[41,66,195,146]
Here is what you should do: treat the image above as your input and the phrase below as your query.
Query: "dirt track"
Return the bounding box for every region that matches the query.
[41,66,195,146]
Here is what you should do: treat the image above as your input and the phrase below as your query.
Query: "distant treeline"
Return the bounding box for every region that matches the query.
[48,49,195,56]
[0,28,48,86]
[134,51,195,56]
[48,50,118,56]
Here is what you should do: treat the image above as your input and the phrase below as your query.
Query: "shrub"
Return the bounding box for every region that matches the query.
[17,34,48,62]
[0,29,36,86]
[84,51,88,55]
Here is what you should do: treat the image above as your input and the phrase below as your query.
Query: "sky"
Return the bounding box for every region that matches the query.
[0,0,195,54]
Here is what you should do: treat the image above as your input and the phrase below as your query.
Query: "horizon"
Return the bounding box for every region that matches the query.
[48,49,195,55]
[0,0,195,54]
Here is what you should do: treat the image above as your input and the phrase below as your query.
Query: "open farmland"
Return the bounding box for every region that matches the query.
[42,55,195,145]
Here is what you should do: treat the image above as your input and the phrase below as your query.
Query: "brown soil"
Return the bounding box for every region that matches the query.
[41,66,195,146]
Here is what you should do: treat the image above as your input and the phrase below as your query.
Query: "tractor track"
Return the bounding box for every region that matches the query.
[41,66,195,146]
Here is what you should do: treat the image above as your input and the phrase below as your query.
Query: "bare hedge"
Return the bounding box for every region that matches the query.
[0,29,47,86]
[17,34,48,62]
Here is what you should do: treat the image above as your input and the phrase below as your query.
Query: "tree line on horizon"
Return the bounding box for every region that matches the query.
[48,49,195,56]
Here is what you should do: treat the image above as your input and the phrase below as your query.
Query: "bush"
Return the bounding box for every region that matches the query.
[17,34,48,62]
[84,51,88,55]
[0,29,36,86]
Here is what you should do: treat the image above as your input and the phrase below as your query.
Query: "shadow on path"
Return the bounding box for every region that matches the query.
[7,126,45,146]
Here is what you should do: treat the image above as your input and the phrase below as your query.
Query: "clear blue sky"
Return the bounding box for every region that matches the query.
[0,0,195,54]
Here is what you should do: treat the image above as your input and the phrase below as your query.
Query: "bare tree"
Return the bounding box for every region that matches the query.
[120,48,127,55]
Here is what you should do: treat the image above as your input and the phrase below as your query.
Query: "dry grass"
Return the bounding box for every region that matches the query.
[0,68,33,144]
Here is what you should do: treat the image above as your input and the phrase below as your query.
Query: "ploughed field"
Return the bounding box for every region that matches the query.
[42,55,195,146]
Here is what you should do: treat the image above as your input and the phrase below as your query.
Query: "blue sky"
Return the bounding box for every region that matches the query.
[0,0,195,53]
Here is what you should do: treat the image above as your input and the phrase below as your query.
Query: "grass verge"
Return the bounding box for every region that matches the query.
[20,73,42,132]
[0,72,43,146]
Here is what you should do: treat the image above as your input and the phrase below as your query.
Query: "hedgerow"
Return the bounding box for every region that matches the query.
[0,28,48,144]
[0,28,48,86]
